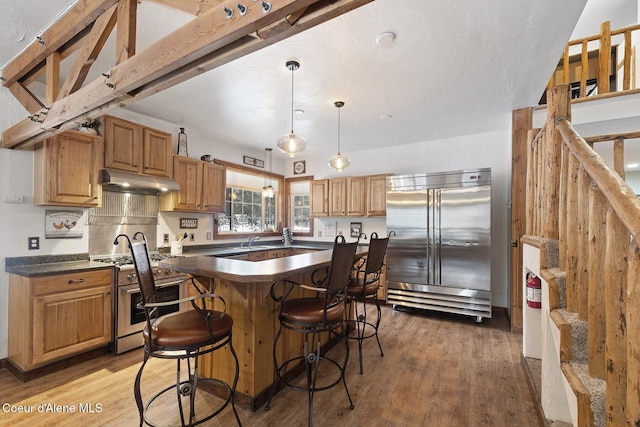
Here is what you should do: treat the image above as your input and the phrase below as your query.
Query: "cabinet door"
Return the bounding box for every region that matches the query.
[201,162,226,212]
[142,127,172,177]
[346,176,366,216]
[310,180,329,217]
[33,285,112,365]
[366,174,388,217]
[104,116,142,173]
[172,156,203,211]
[329,178,347,216]
[37,132,102,206]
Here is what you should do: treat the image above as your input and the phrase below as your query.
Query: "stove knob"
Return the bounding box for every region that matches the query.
[127,273,136,281]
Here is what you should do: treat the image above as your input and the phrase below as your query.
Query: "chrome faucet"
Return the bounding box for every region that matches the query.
[242,236,260,247]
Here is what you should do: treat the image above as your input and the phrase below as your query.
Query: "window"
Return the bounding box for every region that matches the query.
[214,162,283,238]
[291,194,310,232]
[286,177,313,237]
[217,188,277,233]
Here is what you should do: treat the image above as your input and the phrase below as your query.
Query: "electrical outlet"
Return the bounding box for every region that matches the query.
[163,234,169,244]
[28,237,39,250]
[190,233,195,242]
[317,231,322,237]
[206,232,212,240]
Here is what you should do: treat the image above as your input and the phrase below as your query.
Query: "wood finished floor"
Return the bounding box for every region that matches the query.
[0,306,543,427]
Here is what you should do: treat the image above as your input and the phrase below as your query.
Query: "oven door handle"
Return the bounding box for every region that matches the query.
[121,278,187,295]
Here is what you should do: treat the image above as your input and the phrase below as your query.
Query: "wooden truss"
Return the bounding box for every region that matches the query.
[1,0,373,149]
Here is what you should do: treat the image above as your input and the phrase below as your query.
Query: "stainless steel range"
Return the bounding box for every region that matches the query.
[92,253,190,354]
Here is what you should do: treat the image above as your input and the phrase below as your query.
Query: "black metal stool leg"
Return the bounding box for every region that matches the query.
[135,352,149,427]
[374,299,384,357]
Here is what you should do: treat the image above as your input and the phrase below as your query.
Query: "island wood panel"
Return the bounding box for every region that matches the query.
[196,271,332,406]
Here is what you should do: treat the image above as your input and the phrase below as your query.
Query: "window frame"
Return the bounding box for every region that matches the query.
[213,159,285,240]
[285,176,314,238]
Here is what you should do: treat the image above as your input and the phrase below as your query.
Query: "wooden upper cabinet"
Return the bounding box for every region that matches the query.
[366,174,388,217]
[34,131,103,207]
[311,174,388,218]
[160,156,226,213]
[310,179,329,217]
[346,176,366,216]
[104,115,172,178]
[329,178,347,217]
[169,156,202,211]
[142,127,172,177]
[104,116,141,173]
[201,162,226,213]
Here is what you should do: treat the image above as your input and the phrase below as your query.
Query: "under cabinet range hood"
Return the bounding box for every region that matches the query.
[100,169,180,193]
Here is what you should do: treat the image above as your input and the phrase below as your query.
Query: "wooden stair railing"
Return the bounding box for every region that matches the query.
[545,21,640,102]
[526,84,640,426]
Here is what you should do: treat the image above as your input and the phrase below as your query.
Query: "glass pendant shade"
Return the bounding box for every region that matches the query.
[277,60,306,157]
[328,153,351,172]
[277,132,307,157]
[328,100,350,172]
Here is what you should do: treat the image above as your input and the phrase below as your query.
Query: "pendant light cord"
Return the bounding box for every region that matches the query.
[290,67,294,134]
[337,106,341,154]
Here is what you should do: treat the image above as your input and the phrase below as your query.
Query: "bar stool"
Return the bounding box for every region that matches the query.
[345,232,389,374]
[265,235,359,426]
[114,232,241,427]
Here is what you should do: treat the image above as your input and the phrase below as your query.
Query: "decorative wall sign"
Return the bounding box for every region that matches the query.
[350,222,362,238]
[45,210,84,239]
[293,160,306,175]
[180,218,198,229]
[243,155,264,168]
[324,221,337,237]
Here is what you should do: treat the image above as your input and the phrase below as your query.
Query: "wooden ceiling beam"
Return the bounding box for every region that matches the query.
[145,0,221,16]
[8,83,44,114]
[2,0,320,148]
[116,0,137,64]
[1,0,120,86]
[2,0,373,149]
[57,5,118,100]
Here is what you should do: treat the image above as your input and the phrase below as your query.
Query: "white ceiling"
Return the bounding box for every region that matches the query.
[0,0,598,160]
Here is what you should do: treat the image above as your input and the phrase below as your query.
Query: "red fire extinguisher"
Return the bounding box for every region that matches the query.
[526,272,542,309]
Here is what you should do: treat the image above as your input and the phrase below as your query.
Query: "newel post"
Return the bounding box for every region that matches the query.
[543,85,571,240]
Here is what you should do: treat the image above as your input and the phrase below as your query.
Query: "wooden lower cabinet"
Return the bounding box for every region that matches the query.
[8,269,113,372]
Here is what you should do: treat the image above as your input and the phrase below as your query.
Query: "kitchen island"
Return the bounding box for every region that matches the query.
[159,245,367,411]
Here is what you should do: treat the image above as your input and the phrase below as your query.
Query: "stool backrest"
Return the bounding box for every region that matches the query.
[364,232,389,275]
[114,232,157,305]
[325,235,359,294]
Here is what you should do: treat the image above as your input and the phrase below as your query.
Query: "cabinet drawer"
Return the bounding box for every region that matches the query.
[33,269,114,296]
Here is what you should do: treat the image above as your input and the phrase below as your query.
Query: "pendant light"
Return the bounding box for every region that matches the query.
[262,148,274,198]
[328,101,350,172]
[276,60,307,157]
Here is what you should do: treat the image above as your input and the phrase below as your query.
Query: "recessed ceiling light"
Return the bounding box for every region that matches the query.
[626,163,639,168]
[294,109,304,115]
[375,32,396,47]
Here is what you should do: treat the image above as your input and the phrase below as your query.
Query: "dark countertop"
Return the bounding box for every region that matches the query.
[177,241,332,258]
[159,245,368,284]
[5,253,114,277]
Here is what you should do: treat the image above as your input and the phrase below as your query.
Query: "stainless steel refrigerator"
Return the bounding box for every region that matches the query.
[386,168,491,321]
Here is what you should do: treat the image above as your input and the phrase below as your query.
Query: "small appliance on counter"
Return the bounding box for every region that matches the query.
[282,227,294,245]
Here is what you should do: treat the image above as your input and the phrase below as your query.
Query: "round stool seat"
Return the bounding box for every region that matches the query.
[143,310,233,348]
[281,297,344,325]
[346,278,379,297]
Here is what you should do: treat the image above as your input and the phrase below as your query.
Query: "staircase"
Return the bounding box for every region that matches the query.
[521,85,640,427]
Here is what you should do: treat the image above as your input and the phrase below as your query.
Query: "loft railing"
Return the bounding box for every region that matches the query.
[526,85,640,426]
[545,21,640,101]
